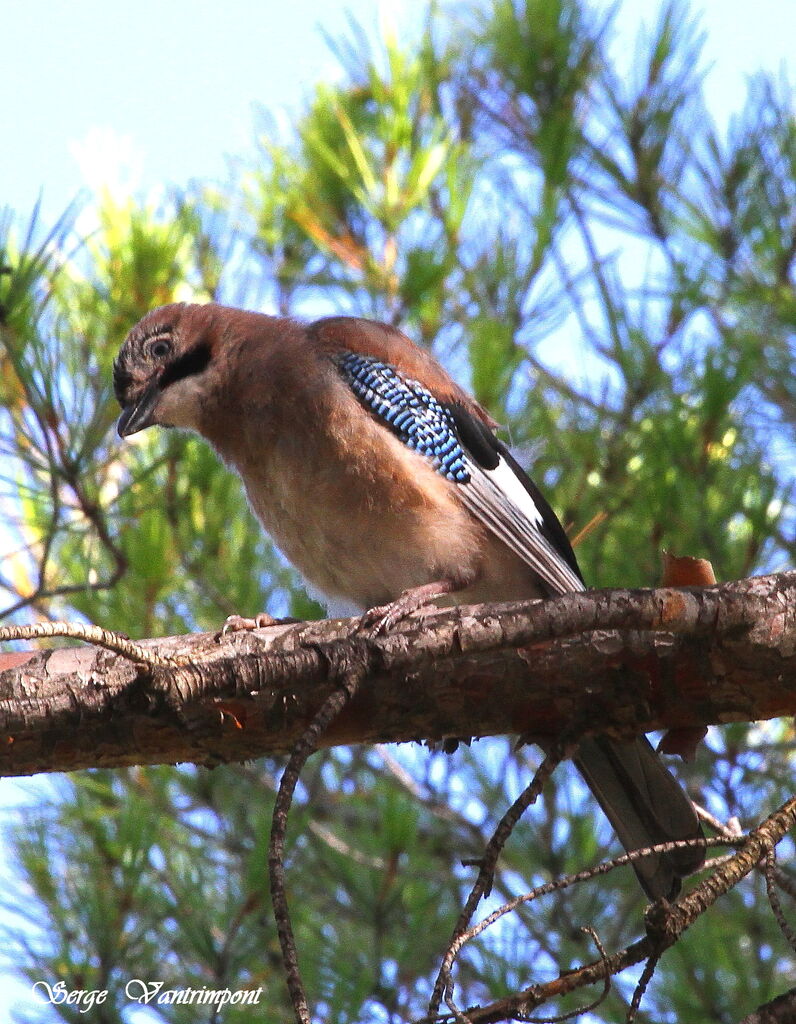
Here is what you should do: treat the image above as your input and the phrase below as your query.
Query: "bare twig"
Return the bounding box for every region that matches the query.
[431,800,796,1024]
[644,798,796,949]
[268,640,371,1024]
[431,745,569,1019]
[763,850,796,954]
[440,836,731,961]
[626,953,659,1023]
[0,619,184,667]
[0,457,129,621]
[694,802,744,838]
[518,927,612,1024]
[770,865,796,903]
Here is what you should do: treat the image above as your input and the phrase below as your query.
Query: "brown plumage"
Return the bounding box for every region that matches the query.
[114,301,705,899]
[114,303,539,610]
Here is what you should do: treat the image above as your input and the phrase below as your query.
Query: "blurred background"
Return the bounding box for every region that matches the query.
[1,0,794,1020]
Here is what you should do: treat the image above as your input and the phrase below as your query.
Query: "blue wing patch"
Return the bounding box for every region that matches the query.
[334,352,471,483]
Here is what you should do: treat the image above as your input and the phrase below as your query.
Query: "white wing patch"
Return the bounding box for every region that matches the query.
[460,457,585,596]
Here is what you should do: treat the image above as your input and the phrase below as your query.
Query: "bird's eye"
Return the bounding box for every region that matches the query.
[149,339,171,359]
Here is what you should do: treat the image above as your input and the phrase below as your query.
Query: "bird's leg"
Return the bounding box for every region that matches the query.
[359,575,471,634]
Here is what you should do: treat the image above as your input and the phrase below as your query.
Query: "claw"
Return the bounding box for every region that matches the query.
[356,603,397,635]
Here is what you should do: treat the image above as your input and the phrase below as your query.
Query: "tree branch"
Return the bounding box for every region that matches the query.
[440,796,796,1024]
[0,572,793,777]
[740,988,796,1024]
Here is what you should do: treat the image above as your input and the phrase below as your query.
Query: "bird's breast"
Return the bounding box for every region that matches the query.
[211,365,544,612]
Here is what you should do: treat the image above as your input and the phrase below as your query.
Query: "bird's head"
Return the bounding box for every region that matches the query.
[114,303,218,438]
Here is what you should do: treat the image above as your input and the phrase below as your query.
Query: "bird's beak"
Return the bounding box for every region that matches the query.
[117,378,162,437]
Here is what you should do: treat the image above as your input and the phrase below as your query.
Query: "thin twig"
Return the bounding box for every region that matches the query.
[430,745,569,1019]
[0,567,129,621]
[763,850,796,954]
[626,953,659,1023]
[518,927,612,1024]
[644,797,796,947]
[0,450,129,621]
[0,619,185,667]
[770,864,796,903]
[444,837,731,960]
[694,802,744,838]
[268,642,370,1024]
[432,797,795,1024]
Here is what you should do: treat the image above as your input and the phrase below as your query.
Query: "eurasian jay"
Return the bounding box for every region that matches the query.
[114,302,705,899]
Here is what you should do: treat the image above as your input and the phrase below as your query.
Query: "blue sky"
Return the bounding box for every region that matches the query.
[3,0,795,225]
[1,0,794,1019]
[4,0,414,222]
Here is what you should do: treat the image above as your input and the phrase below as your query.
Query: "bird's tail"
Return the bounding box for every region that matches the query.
[574,735,705,900]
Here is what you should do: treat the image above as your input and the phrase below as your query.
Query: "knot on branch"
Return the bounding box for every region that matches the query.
[643,897,682,952]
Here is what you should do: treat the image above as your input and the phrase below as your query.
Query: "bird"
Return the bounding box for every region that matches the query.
[114,301,705,900]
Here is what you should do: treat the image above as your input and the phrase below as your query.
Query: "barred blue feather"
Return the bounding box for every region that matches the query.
[334,352,471,483]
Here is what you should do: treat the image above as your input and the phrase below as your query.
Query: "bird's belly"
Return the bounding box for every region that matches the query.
[246,478,546,612]
[240,446,485,610]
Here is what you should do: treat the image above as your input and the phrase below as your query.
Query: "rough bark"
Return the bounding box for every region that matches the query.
[0,572,793,778]
[740,988,796,1024]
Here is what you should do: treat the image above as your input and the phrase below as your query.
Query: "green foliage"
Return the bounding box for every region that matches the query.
[0,1,794,1021]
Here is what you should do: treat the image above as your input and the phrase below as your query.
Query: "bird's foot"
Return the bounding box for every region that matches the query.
[220,612,297,638]
[358,579,460,635]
